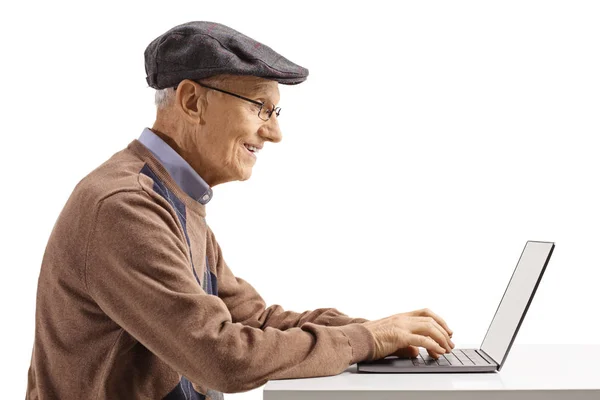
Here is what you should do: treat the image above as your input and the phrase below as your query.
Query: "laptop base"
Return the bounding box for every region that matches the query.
[357,348,498,373]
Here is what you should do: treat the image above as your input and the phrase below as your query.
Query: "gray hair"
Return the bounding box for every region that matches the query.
[154,75,264,109]
[154,87,175,109]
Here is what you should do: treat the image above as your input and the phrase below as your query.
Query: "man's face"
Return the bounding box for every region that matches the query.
[185,77,282,186]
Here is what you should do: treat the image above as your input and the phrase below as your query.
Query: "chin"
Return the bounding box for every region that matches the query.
[239,169,253,181]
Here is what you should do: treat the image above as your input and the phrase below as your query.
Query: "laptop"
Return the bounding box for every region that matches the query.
[357,240,555,373]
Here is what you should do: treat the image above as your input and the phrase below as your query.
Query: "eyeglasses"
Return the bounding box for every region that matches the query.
[173,81,281,121]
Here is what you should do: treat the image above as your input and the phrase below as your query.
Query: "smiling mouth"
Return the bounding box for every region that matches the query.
[242,144,257,158]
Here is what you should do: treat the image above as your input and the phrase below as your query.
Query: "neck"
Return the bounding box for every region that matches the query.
[151,113,183,152]
[150,120,221,188]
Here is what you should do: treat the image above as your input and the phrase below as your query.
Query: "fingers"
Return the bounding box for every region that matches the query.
[408,334,446,357]
[367,311,455,361]
[417,308,453,337]
[427,348,442,359]
[410,318,452,353]
[414,317,455,351]
[390,345,420,359]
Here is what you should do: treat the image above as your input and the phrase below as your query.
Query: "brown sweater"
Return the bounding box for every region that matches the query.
[26,134,375,400]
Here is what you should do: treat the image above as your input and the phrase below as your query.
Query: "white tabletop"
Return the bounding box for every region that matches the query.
[263,344,600,400]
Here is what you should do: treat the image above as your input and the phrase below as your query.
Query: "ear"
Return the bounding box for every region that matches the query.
[176,80,207,125]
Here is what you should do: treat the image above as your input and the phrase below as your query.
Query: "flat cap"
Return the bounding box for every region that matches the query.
[145,21,309,89]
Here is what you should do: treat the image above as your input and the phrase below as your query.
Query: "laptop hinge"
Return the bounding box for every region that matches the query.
[478,349,498,366]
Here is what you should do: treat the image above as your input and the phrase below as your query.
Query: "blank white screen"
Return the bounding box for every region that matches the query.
[480,241,554,366]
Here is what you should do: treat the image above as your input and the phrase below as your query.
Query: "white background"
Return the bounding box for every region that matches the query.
[1,0,599,398]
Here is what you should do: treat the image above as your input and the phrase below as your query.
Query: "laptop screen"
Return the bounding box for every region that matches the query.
[480,241,554,369]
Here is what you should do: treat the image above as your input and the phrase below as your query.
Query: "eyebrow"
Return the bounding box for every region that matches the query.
[224,87,277,107]
[257,95,279,105]
[235,81,278,105]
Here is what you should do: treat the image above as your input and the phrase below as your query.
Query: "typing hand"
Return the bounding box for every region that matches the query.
[363,308,454,361]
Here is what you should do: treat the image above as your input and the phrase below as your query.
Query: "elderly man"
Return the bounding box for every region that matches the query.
[26,21,454,400]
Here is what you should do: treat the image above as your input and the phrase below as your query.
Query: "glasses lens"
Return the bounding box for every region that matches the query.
[259,105,281,121]
[258,105,273,121]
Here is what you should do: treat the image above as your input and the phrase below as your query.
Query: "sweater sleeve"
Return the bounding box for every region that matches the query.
[207,227,370,329]
[85,191,375,394]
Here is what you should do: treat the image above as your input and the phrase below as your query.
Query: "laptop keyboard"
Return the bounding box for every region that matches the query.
[413,349,490,366]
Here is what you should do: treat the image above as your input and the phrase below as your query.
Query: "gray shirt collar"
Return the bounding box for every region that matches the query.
[137,127,213,205]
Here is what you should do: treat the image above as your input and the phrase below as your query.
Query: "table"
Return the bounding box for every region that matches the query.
[263,344,600,400]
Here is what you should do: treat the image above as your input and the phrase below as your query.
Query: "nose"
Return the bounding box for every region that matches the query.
[258,115,282,143]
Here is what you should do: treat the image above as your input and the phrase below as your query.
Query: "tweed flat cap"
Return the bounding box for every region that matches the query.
[145,21,309,89]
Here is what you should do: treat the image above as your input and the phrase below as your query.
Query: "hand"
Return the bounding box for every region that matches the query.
[362,308,454,361]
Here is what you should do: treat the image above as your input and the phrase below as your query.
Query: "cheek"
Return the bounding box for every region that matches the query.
[214,108,261,160]
[211,116,241,155]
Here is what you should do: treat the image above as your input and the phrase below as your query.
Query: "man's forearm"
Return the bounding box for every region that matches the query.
[301,310,369,327]
[253,306,369,330]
